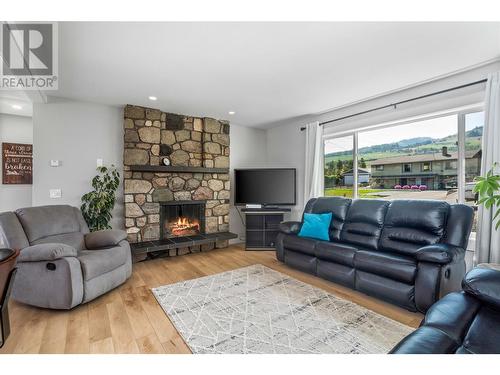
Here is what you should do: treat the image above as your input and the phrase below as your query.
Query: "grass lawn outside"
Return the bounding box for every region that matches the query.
[324,187,385,198]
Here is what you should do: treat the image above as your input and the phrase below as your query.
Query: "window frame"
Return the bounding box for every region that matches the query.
[421,161,432,172]
[402,163,412,173]
[322,104,484,205]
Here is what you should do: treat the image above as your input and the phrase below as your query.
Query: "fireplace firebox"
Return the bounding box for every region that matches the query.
[160,201,206,239]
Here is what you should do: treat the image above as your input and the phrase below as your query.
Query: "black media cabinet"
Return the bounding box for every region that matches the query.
[242,208,291,250]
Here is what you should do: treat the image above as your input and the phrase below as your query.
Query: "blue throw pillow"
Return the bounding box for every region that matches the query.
[298,212,332,241]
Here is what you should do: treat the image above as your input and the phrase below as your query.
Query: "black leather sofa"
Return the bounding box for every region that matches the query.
[391,267,500,354]
[276,197,473,313]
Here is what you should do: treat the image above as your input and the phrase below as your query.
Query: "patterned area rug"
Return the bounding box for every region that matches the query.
[152,264,413,354]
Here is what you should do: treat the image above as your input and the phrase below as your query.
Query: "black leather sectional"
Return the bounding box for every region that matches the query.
[391,267,500,354]
[276,197,474,313]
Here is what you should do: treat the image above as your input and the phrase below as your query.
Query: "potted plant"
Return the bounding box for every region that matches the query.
[81,165,120,232]
[474,162,500,230]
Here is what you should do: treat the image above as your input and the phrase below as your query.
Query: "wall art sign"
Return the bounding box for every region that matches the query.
[2,142,33,184]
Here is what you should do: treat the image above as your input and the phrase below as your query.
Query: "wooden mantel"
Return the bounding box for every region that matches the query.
[129,165,230,174]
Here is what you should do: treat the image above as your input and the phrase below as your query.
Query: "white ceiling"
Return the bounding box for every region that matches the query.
[53,22,500,128]
[0,91,33,117]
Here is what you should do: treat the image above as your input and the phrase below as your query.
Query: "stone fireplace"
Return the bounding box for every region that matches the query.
[123,105,231,253]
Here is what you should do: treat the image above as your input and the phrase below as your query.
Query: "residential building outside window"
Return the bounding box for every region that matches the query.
[422,162,432,172]
[446,160,457,170]
[323,109,484,220]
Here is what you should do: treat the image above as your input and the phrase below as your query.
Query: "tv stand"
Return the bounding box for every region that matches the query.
[242,208,290,250]
[241,207,291,212]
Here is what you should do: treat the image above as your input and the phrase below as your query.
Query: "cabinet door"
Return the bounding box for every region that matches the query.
[264,215,282,230]
[265,231,279,248]
[246,231,264,248]
[246,214,264,230]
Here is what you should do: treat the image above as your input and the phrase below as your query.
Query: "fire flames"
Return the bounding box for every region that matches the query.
[169,216,200,236]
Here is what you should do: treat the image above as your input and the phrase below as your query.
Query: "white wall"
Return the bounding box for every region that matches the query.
[32,98,269,237]
[266,123,305,221]
[32,98,124,229]
[229,124,268,242]
[0,113,33,212]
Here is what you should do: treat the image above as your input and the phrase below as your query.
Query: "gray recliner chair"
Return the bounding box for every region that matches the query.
[0,205,132,309]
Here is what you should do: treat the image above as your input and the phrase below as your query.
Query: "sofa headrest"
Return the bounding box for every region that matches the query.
[384,200,449,235]
[15,205,89,244]
[462,267,500,309]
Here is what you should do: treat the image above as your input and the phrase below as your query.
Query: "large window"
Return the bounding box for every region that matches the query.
[323,109,484,211]
[465,111,484,231]
[324,135,354,197]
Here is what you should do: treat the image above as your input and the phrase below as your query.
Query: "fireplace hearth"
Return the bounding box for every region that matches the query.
[160,201,206,239]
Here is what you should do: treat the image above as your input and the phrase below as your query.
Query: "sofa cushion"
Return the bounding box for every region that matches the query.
[354,250,417,283]
[282,234,317,256]
[304,197,351,241]
[457,305,500,354]
[15,205,88,243]
[378,200,449,256]
[284,249,317,274]
[340,199,389,250]
[355,270,416,311]
[78,246,128,281]
[315,241,358,267]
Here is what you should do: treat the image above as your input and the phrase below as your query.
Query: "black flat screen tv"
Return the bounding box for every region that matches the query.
[234,168,296,206]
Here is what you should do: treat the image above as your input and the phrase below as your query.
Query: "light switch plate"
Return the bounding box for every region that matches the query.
[49,189,62,199]
[50,160,61,167]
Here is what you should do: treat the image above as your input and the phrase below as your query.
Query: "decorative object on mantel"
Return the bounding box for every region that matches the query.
[2,142,33,185]
[152,264,414,354]
[159,143,173,156]
[123,105,231,250]
[81,165,120,231]
[162,157,171,166]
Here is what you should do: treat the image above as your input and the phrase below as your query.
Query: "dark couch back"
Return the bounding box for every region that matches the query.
[378,200,450,256]
[304,197,351,241]
[302,197,473,255]
[340,199,390,250]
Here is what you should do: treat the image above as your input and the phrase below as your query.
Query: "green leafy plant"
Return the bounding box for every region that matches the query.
[81,165,120,232]
[474,162,500,230]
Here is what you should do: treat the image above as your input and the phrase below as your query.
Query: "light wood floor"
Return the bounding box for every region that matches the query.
[0,244,422,354]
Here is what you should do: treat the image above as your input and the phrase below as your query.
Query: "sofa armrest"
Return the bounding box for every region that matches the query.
[389,326,459,354]
[85,229,127,249]
[279,221,302,235]
[415,244,465,264]
[18,243,77,262]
